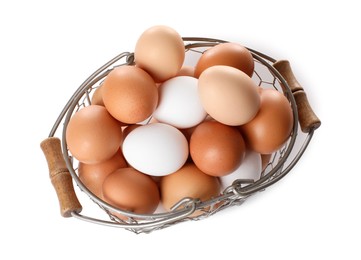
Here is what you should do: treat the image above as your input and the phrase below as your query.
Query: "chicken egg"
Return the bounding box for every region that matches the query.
[190,120,246,177]
[78,149,127,198]
[66,105,123,164]
[102,167,160,214]
[219,150,262,191]
[198,65,260,126]
[153,76,207,129]
[177,65,195,77]
[102,65,158,124]
[240,88,294,154]
[134,25,185,82]
[261,153,272,171]
[194,42,254,78]
[91,86,104,106]
[122,123,189,176]
[160,163,220,212]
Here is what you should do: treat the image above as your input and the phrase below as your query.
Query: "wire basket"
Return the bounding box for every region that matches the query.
[41,37,321,234]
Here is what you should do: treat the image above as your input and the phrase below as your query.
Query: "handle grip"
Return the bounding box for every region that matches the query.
[40,137,82,217]
[273,60,321,133]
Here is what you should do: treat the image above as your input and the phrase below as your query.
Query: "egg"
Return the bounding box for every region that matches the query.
[102,167,160,214]
[102,65,158,124]
[160,163,220,212]
[122,123,189,176]
[198,65,260,126]
[66,105,123,164]
[91,86,104,106]
[134,25,185,82]
[219,150,262,191]
[122,124,141,139]
[240,88,294,154]
[190,120,246,177]
[194,42,254,78]
[153,76,207,129]
[78,149,128,198]
[177,65,195,77]
[179,116,214,142]
[261,153,272,171]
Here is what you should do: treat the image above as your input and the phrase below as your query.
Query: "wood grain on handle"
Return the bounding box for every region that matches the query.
[273,60,321,133]
[40,137,82,217]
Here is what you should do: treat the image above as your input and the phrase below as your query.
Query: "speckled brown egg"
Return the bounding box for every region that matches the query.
[240,88,294,154]
[190,120,246,177]
[102,65,158,124]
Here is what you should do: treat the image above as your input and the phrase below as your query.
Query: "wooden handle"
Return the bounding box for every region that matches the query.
[40,137,82,217]
[273,60,321,133]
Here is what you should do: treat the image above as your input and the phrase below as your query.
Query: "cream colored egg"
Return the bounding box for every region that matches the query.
[198,65,260,126]
[134,25,185,83]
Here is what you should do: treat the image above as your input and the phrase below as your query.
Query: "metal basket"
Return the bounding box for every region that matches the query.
[41,37,321,234]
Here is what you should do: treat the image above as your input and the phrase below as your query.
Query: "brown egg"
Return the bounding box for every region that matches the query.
[91,85,104,106]
[179,126,197,142]
[66,105,123,164]
[102,167,160,214]
[134,25,185,82]
[177,65,195,77]
[160,163,220,212]
[190,120,246,177]
[179,116,214,142]
[261,153,272,171]
[198,65,260,126]
[122,124,141,139]
[78,149,128,198]
[240,89,294,154]
[102,65,158,124]
[194,42,254,78]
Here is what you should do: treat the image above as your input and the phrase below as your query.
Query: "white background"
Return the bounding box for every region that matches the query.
[1,0,360,259]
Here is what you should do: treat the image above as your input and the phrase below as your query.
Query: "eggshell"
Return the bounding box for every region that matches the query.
[198,65,260,126]
[261,153,272,171]
[66,105,123,164]
[122,124,141,139]
[102,167,160,214]
[179,116,214,142]
[91,86,104,106]
[177,65,195,77]
[134,25,185,82]
[194,42,254,78]
[153,76,207,129]
[240,88,294,154]
[160,163,220,212]
[102,65,158,124]
[122,123,189,176]
[78,149,128,198]
[219,150,262,191]
[190,120,246,177]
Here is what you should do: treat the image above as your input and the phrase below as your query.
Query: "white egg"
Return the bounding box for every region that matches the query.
[122,123,189,176]
[219,150,262,191]
[153,76,207,129]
